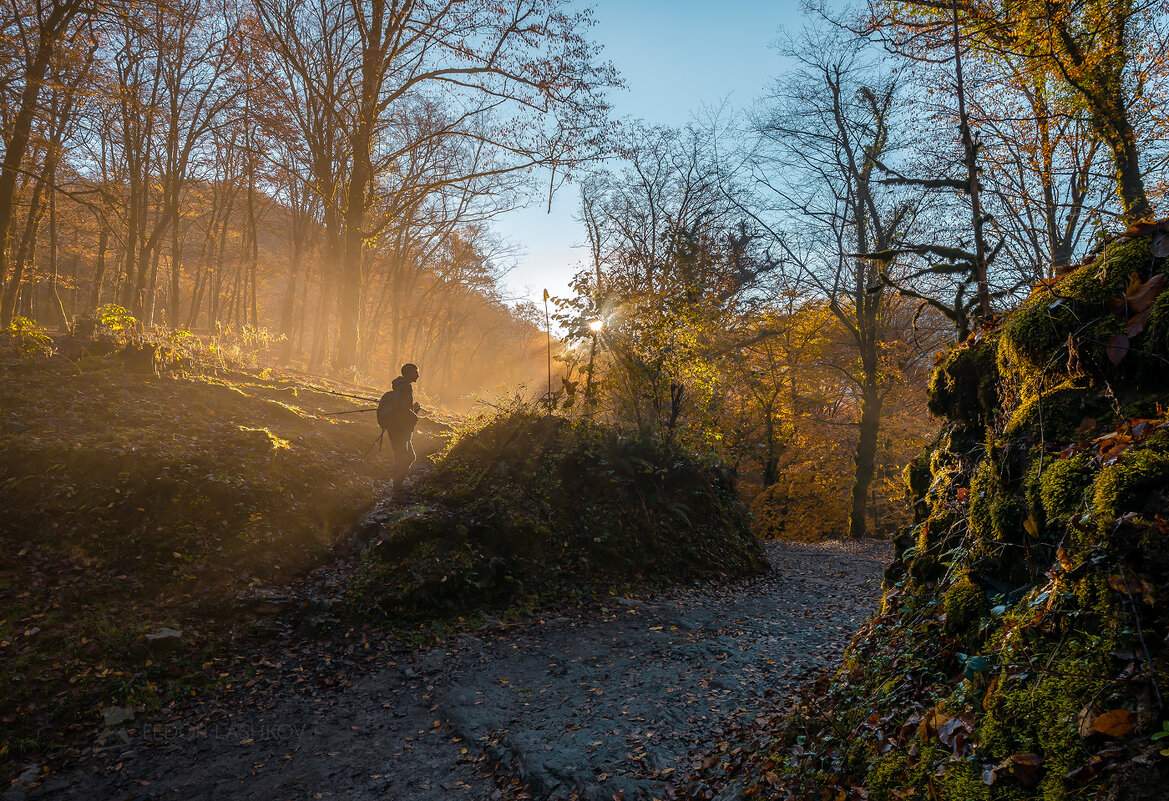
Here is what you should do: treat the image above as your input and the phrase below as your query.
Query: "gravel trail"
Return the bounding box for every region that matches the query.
[11,539,889,801]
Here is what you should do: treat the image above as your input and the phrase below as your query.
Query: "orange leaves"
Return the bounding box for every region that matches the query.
[1090,709,1136,737]
[1080,416,1169,466]
[1029,275,1064,296]
[1105,271,1167,366]
[1079,704,1137,739]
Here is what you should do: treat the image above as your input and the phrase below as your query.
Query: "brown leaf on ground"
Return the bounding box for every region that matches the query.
[1127,307,1152,338]
[1126,272,1144,297]
[1107,333,1130,365]
[1009,753,1043,787]
[1127,273,1167,313]
[1090,709,1135,737]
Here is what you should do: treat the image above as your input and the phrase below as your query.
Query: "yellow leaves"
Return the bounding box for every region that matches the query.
[1023,514,1039,537]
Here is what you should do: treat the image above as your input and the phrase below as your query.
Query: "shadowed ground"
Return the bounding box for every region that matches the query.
[10,539,888,801]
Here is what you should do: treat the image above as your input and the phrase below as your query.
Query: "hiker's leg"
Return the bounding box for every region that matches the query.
[390,435,409,487]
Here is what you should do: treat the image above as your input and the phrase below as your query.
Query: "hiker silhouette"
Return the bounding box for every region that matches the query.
[380,363,421,493]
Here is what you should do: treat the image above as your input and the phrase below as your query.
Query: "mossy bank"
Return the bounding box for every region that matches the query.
[695,227,1169,800]
[349,409,767,621]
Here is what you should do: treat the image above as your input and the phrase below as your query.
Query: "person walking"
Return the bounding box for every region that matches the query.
[384,363,421,493]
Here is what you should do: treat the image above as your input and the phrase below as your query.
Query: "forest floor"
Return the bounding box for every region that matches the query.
[6,538,889,801]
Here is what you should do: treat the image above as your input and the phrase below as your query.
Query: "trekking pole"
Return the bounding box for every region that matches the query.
[361,430,385,460]
[297,383,379,404]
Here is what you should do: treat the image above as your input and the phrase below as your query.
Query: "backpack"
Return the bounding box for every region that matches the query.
[376,390,398,432]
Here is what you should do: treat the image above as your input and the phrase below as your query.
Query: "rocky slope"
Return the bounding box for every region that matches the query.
[688,224,1169,800]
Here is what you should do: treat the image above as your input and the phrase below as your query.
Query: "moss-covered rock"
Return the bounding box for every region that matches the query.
[1092,444,1169,523]
[969,458,1025,543]
[1002,384,1093,443]
[1039,451,1094,524]
[999,237,1153,380]
[928,336,1001,425]
[942,572,990,644]
[903,445,934,524]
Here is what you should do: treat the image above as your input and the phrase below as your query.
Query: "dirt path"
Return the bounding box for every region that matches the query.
[11,540,889,801]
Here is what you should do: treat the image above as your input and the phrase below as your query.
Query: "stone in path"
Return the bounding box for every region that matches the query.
[12,539,888,801]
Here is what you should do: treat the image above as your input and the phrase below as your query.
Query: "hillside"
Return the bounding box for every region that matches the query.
[0,321,408,761]
[0,316,768,774]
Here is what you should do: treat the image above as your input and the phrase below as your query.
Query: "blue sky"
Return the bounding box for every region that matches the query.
[495,0,808,307]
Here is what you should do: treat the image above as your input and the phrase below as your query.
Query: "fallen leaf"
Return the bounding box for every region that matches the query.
[1127,307,1152,338]
[1090,709,1135,737]
[1107,333,1130,365]
[1126,272,1143,297]
[1009,753,1043,787]
[1128,273,1167,313]
[1023,515,1039,538]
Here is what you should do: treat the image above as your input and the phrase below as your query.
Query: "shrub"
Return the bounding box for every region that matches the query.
[2,317,55,359]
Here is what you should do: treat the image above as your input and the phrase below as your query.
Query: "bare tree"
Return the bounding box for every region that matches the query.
[255,0,617,371]
[751,29,914,538]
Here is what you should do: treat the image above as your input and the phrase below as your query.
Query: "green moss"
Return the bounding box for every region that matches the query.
[942,573,990,644]
[1000,238,1152,378]
[938,761,991,801]
[1039,452,1094,524]
[1143,286,1169,357]
[907,551,944,583]
[969,459,1024,543]
[864,753,908,801]
[1092,446,1169,521]
[904,445,934,523]
[929,337,1001,425]
[980,638,1119,801]
[1002,385,1090,443]
[1119,391,1169,420]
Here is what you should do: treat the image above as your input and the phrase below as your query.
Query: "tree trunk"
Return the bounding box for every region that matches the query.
[90,225,109,309]
[246,168,259,328]
[1,164,50,324]
[170,218,182,326]
[762,404,780,487]
[46,179,69,330]
[337,154,368,368]
[336,0,386,370]
[0,3,78,324]
[279,224,303,360]
[951,3,990,318]
[848,377,883,539]
[1107,115,1150,224]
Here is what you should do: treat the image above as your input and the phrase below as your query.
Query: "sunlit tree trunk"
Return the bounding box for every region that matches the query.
[46,175,69,330]
[89,225,110,309]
